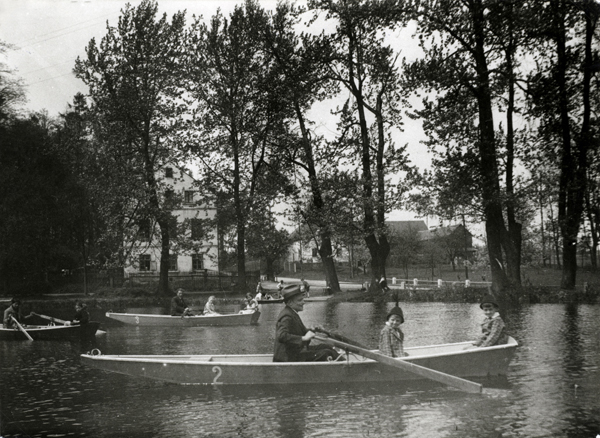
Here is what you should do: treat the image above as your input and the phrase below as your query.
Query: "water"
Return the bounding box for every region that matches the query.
[1,301,599,437]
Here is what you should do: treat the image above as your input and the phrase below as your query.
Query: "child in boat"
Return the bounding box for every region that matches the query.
[379,305,408,358]
[203,296,219,315]
[466,296,508,349]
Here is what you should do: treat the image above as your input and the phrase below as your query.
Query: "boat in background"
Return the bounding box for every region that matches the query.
[105,310,260,326]
[81,336,518,386]
[0,322,100,341]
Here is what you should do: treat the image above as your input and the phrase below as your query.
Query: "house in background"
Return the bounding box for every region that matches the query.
[387,220,429,236]
[124,166,218,278]
[418,224,475,260]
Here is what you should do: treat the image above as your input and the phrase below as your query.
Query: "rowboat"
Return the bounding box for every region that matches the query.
[105,309,260,326]
[80,336,517,386]
[0,322,100,341]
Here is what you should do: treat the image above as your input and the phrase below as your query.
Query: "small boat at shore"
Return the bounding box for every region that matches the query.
[0,322,100,341]
[105,309,260,326]
[81,336,517,386]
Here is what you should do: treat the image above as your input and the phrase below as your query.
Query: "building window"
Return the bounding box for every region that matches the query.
[165,167,173,178]
[184,190,194,204]
[192,254,203,270]
[169,254,178,271]
[138,218,151,241]
[169,215,178,240]
[139,254,151,271]
[191,219,203,240]
[312,247,318,257]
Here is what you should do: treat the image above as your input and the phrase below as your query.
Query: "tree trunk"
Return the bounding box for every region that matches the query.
[471,1,518,302]
[318,234,340,293]
[366,233,390,292]
[157,218,171,295]
[293,100,341,293]
[236,215,247,293]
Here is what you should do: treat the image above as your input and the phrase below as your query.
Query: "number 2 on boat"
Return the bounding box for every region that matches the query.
[212,366,223,385]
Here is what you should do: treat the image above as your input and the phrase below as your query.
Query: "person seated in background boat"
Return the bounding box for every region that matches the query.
[273,284,341,362]
[379,305,408,358]
[245,293,258,311]
[203,295,219,315]
[379,276,390,293]
[65,301,90,326]
[464,296,508,349]
[300,278,310,298]
[275,280,284,299]
[170,288,194,317]
[3,298,32,329]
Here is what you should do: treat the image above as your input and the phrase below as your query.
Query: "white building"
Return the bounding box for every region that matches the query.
[124,166,218,277]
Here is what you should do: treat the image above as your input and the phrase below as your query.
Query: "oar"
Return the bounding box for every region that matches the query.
[11,316,34,341]
[31,312,68,325]
[314,335,482,394]
[312,327,371,350]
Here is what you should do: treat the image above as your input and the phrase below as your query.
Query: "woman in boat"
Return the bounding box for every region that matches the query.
[273,284,340,362]
[465,296,508,349]
[379,305,408,358]
[255,282,263,301]
[300,278,310,298]
[245,293,258,310]
[203,296,219,315]
[275,280,285,298]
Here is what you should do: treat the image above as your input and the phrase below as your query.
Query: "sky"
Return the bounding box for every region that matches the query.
[1,0,430,222]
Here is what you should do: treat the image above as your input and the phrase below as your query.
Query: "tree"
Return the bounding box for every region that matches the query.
[0,114,89,293]
[185,0,288,292]
[0,41,26,122]
[308,0,413,292]
[74,0,188,294]
[246,212,291,281]
[387,226,422,279]
[406,0,532,302]
[526,0,600,288]
[264,2,346,292]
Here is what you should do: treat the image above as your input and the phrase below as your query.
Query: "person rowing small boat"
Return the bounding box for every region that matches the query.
[273,284,341,362]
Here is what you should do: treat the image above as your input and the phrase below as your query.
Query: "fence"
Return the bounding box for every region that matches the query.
[126,270,261,292]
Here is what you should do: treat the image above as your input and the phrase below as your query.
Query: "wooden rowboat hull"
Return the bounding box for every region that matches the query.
[105,310,260,326]
[81,337,517,385]
[0,322,100,341]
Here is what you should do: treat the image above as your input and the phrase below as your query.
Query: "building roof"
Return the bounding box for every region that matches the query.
[386,220,429,234]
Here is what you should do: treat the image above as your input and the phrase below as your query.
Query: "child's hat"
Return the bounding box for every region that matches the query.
[386,305,404,323]
[480,295,499,309]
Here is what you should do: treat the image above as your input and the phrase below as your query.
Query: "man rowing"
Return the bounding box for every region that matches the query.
[273,284,341,362]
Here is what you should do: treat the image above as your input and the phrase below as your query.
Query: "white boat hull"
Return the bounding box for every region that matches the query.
[81,337,518,385]
[105,310,260,326]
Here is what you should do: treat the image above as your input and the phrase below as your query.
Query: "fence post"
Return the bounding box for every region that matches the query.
[438,279,443,288]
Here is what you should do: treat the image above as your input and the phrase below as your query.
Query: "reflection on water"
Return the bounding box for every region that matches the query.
[1,302,599,437]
